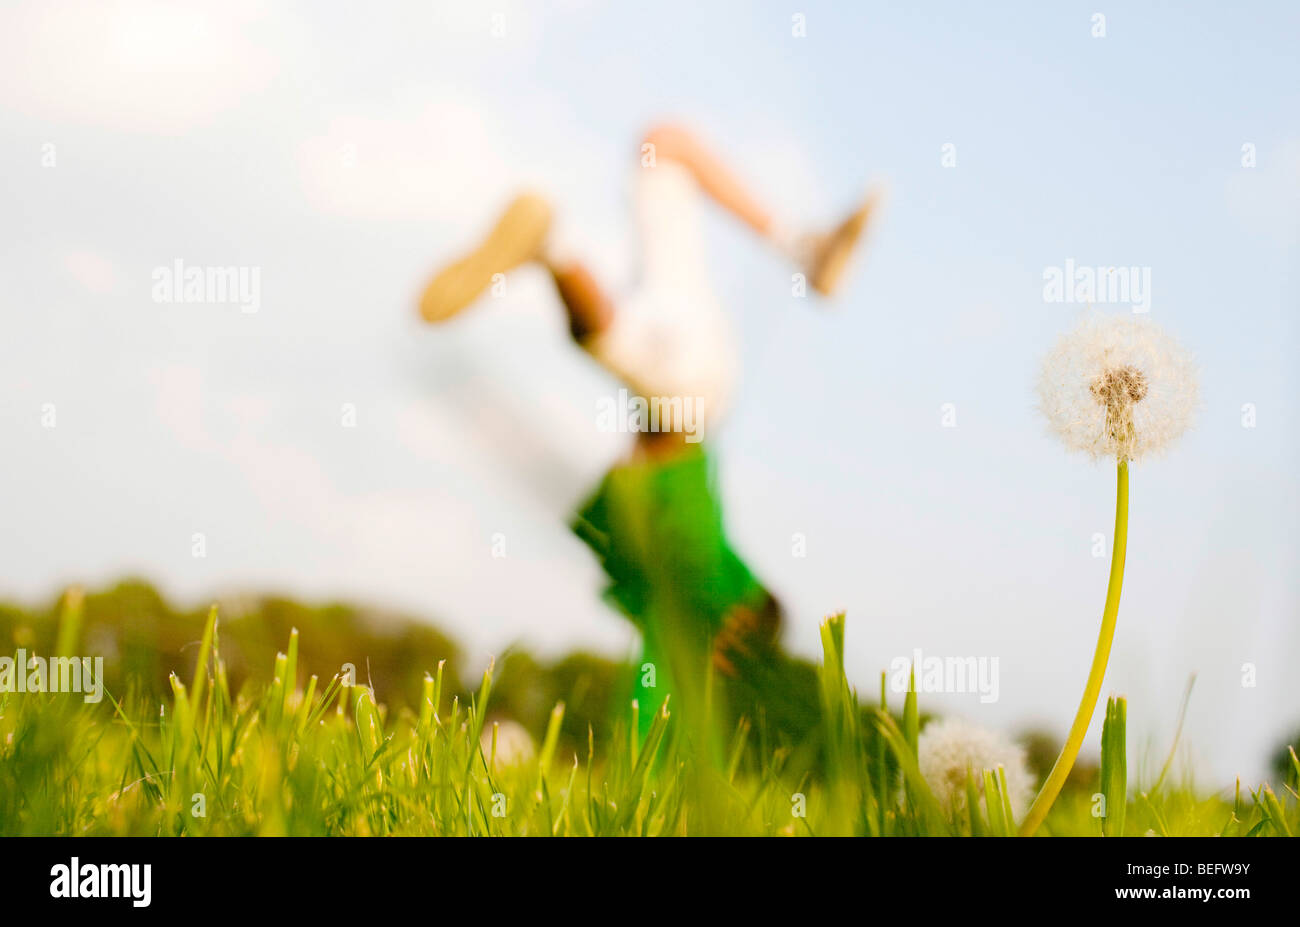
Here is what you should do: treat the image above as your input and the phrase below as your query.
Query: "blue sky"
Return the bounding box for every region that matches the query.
[1,0,1296,783]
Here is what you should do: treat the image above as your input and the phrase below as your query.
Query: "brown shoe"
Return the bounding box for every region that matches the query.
[712,592,782,677]
[418,193,553,322]
[806,185,884,297]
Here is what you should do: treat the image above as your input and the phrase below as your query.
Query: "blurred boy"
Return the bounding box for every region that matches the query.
[418,124,879,737]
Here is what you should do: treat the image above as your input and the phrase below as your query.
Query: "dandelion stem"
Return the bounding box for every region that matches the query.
[1020,459,1129,836]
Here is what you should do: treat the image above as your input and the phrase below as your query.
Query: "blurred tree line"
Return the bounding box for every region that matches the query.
[0,579,625,746]
[0,579,831,762]
[9,580,1287,784]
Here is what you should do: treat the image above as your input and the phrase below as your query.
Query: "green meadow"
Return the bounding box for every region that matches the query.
[1,582,1295,837]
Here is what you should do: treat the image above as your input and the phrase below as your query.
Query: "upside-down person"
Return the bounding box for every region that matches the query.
[418,124,881,741]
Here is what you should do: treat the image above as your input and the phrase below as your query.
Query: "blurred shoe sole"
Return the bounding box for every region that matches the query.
[808,185,884,298]
[419,193,553,322]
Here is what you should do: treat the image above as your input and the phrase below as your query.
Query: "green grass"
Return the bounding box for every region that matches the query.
[0,599,1295,837]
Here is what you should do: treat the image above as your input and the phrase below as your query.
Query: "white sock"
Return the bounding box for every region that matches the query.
[767,219,813,267]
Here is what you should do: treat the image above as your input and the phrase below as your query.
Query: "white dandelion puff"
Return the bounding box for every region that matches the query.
[1037,313,1199,462]
[479,718,536,770]
[918,717,1034,817]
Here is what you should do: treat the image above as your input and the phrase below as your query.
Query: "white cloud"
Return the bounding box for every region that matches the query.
[147,364,212,450]
[63,252,122,294]
[297,96,515,225]
[0,0,286,133]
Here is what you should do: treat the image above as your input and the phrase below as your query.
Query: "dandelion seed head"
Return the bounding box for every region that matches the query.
[1038,313,1198,462]
[918,717,1034,817]
[480,718,536,769]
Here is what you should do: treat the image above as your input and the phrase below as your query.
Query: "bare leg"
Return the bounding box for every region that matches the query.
[642,123,778,241]
[641,123,881,296]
